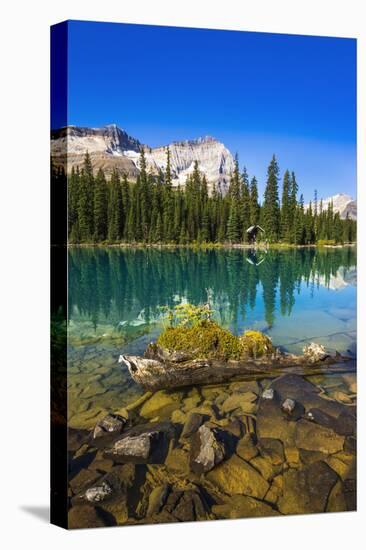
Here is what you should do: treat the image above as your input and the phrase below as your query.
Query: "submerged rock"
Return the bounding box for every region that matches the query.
[146,484,170,516]
[258,438,284,465]
[295,419,345,454]
[212,495,279,519]
[155,487,211,522]
[84,481,113,503]
[206,454,269,499]
[236,433,258,461]
[181,412,206,439]
[190,424,227,474]
[104,422,176,464]
[165,444,190,475]
[257,374,354,453]
[68,505,109,529]
[139,390,182,419]
[221,392,257,414]
[277,461,338,514]
[262,388,274,400]
[303,342,329,363]
[281,398,296,415]
[93,413,127,440]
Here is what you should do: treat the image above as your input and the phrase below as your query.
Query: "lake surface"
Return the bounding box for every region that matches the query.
[67,246,356,428]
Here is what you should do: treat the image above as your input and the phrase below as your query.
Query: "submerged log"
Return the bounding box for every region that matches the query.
[119,344,355,391]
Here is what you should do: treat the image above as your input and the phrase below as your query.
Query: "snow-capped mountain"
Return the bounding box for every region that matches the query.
[316,193,357,220]
[51,124,235,190]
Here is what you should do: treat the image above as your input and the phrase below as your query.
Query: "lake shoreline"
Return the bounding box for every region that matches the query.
[67,242,356,250]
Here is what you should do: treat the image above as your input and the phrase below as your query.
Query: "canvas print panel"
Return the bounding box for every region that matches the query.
[50,20,357,529]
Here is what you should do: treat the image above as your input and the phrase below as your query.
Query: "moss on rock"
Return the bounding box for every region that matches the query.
[156,321,274,361]
[239,330,274,358]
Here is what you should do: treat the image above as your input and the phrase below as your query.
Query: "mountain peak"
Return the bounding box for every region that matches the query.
[169,135,219,147]
[317,193,357,220]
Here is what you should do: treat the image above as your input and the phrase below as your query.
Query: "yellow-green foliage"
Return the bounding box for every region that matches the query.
[240,330,274,357]
[157,321,273,360]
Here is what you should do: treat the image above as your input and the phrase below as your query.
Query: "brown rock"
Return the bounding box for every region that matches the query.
[277,461,338,514]
[181,412,206,438]
[250,456,276,481]
[326,480,347,512]
[68,505,108,529]
[295,419,345,454]
[212,494,279,519]
[258,438,284,465]
[206,454,269,499]
[236,433,258,461]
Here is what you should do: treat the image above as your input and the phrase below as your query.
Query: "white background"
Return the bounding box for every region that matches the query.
[0,0,365,548]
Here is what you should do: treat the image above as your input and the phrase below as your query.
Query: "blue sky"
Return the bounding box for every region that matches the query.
[57,20,356,201]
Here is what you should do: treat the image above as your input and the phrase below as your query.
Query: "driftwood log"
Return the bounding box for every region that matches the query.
[119,344,355,391]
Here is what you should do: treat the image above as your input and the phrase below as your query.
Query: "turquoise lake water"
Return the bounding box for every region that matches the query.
[67,247,356,427]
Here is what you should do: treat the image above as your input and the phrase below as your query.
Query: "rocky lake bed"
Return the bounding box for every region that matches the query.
[67,366,356,528]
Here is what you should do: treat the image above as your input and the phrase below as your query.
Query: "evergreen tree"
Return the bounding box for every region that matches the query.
[280,170,291,241]
[289,171,299,240]
[93,168,108,241]
[68,166,80,241]
[77,152,94,241]
[163,148,174,241]
[241,166,251,241]
[121,174,130,238]
[262,155,280,242]
[249,176,260,226]
[227,199,241,243]
[108,169,123,241]
[66,151,356,247]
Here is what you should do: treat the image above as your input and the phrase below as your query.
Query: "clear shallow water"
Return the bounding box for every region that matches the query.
[67,247,356,428]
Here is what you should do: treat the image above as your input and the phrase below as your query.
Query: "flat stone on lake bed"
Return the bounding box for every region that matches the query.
[295,419,345,454]
[206,454,269,499]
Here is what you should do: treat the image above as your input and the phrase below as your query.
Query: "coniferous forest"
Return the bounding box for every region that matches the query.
[58,148,356,245]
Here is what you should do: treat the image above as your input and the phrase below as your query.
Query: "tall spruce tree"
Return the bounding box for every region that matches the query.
[68,166,80,241]
[249,176,260,226]
[93,168,108,241]
[77,152,94,241]
[108,168,123,241]
[241,166,251,241]
[263,155,280,242]
[163,148,174,241]
[280,169,291,241]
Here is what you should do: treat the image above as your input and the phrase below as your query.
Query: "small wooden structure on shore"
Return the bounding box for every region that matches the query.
[246,225,265,244]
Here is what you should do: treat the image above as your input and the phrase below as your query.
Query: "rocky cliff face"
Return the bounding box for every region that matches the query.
[51,125,234,190]
[51,124,141,178]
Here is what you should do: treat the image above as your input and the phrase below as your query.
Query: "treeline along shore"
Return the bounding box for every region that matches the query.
[53,149,357,246]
